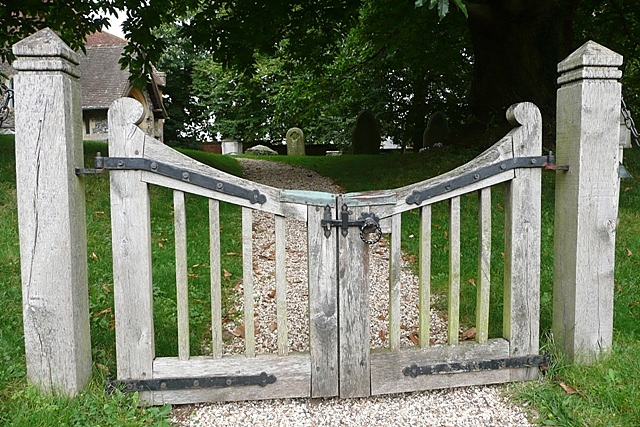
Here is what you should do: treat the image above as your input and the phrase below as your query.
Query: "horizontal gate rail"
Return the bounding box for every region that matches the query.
[77,154,267,205]
[402,355,549,378]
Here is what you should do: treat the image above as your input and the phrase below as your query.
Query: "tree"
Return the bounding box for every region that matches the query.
[0,0,117,63]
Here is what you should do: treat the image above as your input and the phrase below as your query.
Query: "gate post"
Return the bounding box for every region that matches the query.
[553,41,623,363]
[12,28,91,394]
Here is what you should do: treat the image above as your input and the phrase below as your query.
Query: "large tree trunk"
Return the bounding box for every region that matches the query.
[465,0,579,128]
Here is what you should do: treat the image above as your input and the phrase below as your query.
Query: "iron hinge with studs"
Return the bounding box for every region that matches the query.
[76,153,267,204]
[106,372,276,393]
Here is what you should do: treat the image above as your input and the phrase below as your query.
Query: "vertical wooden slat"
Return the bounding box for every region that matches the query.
[242,207,256,357]
[419,205,432,348]
[209,199,222,359]
[308,205,339,398]
[476,188,492,344]
[275,215,288,356]
[504,103,541,361]
[338,203,371,398]
[448,197,461,345]
[389,214,402,351]
[174,190,190,360]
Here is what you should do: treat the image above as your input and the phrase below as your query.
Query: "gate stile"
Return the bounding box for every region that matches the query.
[105,97,547,404]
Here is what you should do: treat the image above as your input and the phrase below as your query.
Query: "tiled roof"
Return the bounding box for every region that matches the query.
[85,31,128,47]
[77,36,130,109]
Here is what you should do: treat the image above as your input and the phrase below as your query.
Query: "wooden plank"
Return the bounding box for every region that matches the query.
[388,133,516,216]
[503,103,542,357]
[370,339,537,395]
[242,208,255,358]
[275,215,288,356]
[448,197,461,345]
[174,190,190,360]
[476,188,491,344]
[141,135,306,221]
[338,203,371,398]
[419,205,432,348]
[279,189,336,207]
[307,205,339,398]
[389,214,402,351]
[145,354,311,404]
[107,100,155,381]
[209,199,223,359]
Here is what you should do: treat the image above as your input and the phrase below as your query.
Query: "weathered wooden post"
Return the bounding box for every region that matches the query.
[12,28,91,394]
[553,41,623,363]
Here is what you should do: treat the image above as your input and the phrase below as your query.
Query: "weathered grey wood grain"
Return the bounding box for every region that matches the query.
[308,206,339,397]
[389,214,402,351]
[145,354,311,404]
[13,28,91,395]
[477,188,492,344]
[141,134,306,220]
[338,203,371,398]
[419,205,432,348]
[275,214,288,356]
[108,98,155,380]
[242,207,256,358]
[370,339,533,395]
[448,197,461,345]
[174,190,190,360]
[209,200,223,359]
[503,102,541,357]
[553,41,622,363]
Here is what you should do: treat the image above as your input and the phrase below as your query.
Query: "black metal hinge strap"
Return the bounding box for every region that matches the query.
[402,354,548,378]
[406,153,568,206]
[77,154,267,205]
[107,372,276,393]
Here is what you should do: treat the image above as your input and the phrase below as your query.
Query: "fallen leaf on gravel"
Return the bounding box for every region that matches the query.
[267,289,276,298]
[233,324,245,338]
[407,331,419,345]
[461,327,476,341]
[378,314,386,321]
[262,241,275,250]
[379,330,387,342]
[269,322,278,332]
[559,382,578,394]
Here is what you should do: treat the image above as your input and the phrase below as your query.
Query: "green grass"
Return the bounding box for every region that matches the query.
[267,147,640,426]
[2,134,640,425]
[0,136,244,425]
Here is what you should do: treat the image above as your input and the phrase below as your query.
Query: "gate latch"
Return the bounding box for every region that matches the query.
[321,204,382,244]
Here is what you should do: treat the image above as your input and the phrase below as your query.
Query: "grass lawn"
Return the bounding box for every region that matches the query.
[1,134,640,425]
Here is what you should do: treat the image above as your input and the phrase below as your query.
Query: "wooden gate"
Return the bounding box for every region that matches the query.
[12,30,625,397]
[105,98,547,404]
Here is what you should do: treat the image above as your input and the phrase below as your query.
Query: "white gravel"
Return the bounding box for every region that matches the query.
[170,158,534,427]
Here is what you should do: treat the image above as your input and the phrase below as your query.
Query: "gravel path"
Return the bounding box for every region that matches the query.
[171,158,533,427]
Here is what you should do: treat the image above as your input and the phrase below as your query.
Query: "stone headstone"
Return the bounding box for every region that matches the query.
[246,144,278,155]
[286,127,305,156]
[352,110,380,154]
[422,111,449,150]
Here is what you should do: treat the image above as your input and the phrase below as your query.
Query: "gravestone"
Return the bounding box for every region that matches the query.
[286,127,305,156]
[422,111,449,150]
[246,144,278,155]
[352,110,380,154]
